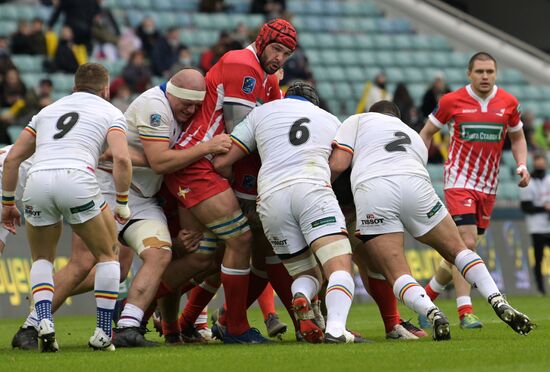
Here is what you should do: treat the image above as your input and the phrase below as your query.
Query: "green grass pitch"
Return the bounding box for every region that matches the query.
[0,296,547,371]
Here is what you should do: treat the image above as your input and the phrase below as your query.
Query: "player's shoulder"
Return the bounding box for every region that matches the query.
[440,86,467,103]
[221,48,262,73]
[130,86,170,112]
[495,86,519,105]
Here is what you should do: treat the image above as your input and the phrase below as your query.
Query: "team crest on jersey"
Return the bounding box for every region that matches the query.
[242,76,256,94]
[242,175,256,190]
[150,113,162,127]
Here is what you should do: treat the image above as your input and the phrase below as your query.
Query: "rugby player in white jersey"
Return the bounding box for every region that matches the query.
[0,145,32,257]
[97,68,232,347]
[213,82,365,343]
[329,100,535,340]
[1,63,133,351]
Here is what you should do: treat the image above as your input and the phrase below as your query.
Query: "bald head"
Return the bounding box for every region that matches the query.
[170,68,205,91]
[166,68,206,124]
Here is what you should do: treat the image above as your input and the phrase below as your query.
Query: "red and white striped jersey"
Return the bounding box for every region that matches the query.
[174,45,281,151]
[429,84,522,194]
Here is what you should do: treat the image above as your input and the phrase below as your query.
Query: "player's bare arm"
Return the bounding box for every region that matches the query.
[212,144,247,179]
[419,119,441,149]
[508,129,530,187]
[107,129,133,224]
[1,130,35,234]
[223,103,253,133]
[141,134,231,175]
[329,148,353,183]
[100,145,150,167]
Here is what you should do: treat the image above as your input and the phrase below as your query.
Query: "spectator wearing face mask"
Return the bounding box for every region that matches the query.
[136,16,161,58]
[150,27,184,77]
[356,71,392,113]
[520,152,550,295]
[168,46,193,77]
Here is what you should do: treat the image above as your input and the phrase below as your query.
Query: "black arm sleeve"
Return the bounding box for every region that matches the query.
[520,201,546,214]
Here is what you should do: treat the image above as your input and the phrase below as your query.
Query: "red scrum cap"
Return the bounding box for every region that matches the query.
[255,19,297,56]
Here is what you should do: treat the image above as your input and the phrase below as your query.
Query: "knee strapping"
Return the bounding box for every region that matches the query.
[283,254,318,277]
[206,211,250,240]
[315,239,352,266]
[196,231,221,254]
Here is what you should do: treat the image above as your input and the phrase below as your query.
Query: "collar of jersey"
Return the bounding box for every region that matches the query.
[159,82,168,97]
[466,84,498,112]
[285,95,309,102]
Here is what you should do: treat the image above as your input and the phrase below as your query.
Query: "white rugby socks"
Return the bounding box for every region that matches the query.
[30,259,55,323]
[94,261,120,336]
[291,275,319,302]
[454,249,501,299]
[393,274,438,317]
[325,270,355,338]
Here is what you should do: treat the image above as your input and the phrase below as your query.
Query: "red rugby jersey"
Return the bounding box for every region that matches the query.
[429,84,523,194]
[175,46,281,151]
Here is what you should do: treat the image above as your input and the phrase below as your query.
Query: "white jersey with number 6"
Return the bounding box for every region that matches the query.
[230,97,341,197]
[25,92,126,175]
[333,112,429,192]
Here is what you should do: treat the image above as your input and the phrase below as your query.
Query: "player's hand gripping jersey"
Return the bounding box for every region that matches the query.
[429,85,522,194]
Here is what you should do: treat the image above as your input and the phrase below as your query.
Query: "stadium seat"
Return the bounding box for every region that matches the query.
[430,52,450,68]
[394,51,413,67]
[374,51,394,66]
[501,151,516,167]
[317,34,338,49]
[355,18,377,33]
[497,181,519,201]
[20,73,46,88]
[305,50,322,66]
[325,66,346,81]
[50,73,74,93]
[311,66,328,81]
[433,181,445,200]
[339,50,360,67]
[403,67,426,84]
[429,35,451,50]
[12,55,43,73]
[7,126,23,143]
[385,67,404,82]
[354,34,374,50]
[320,50,341,66]
[522,85,542,101]
[500,68,525,84]
[427,164,444,182]
[392,35,412,50]
[152,0,174,11]
[334,34,356,50]
[448,51,471,68]
[0,5,19,20]
[346,66,365,81]
[298,33,317,49]
[0,21,17,36]
[498,168,513,182]
[317,82,336,100]
[334,83,354,100]
[372,35,394,50]
[133,0,152,10]
[352,82,365,99]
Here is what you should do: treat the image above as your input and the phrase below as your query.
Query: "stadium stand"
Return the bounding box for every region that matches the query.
[0,0,548,202]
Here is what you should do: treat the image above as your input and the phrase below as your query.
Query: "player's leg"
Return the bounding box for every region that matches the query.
[114,219,172,347]
[532,234,546,295]
[26,221,63,352]
[360,233,450,341]
[416,213,535,335]
[71,206,121,351]
[190,189,257,342]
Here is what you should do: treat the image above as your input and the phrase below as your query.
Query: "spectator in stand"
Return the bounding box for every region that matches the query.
[121,50,151,94]
[168,46,193,78]
[421,72,451,118]
[280,46,312,86]
[16,78,54,125]
[520,152,550,295]
[136,16,161,58]
[48,0,101,53]
[199,31,231,73]
[28,18,47,55]
[251,0,286,18]
[392,82,416,126]
[150,27,184,77]
[10,20,34,55]
[356,71,392,113]
[110,82,132,112]
[200,0,225,12]
[1,68,26,109]
[117,27,142,62]
[534,119,550,150]
[91,5,121,61]
[52,26,80,73]
[231,22,251,46]
[0,37,15,76]
[521,110,537,150]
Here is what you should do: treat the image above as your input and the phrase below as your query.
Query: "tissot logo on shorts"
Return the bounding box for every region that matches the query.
[459,122,503,142]
[270,237,288,246]
[24,205,41,217]
[361,213,384,225]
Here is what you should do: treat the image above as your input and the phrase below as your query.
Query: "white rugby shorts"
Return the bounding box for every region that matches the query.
[22,169,106,226]
[355,175,447,238]
[257,183,347,255]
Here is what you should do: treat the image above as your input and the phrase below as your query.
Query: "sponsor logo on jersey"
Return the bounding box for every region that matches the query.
[462,108,477,113]
[150,113,162,127]
[494,108,505,117]
[361,213,384,225]
[177,186,191,199]
[463,198,473,207]
[242,76,256,94]
[311,216,337,228]
[24,205,41,217]
[427,201,443,219]
[69,200,95,214]
[459,122,503,142]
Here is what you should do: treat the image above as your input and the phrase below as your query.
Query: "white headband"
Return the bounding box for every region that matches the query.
[166,81,206,101]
